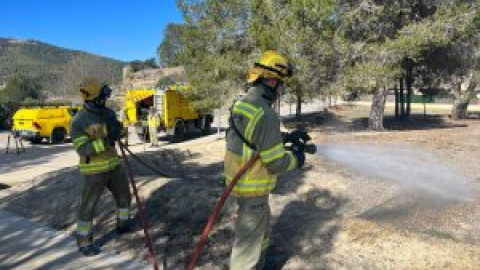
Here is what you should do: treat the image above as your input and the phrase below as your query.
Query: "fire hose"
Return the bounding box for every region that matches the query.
[116,134,316,270]
[119,141,171,178]
[118,141,161,270]
[187,153,260,270]
[187,139,317,270]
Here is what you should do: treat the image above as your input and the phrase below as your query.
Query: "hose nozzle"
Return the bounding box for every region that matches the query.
[304,144,317,154]
[284,143,316,154]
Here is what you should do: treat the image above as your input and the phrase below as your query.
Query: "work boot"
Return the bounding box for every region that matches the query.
[78,243,101,256]
[116,219,136,235]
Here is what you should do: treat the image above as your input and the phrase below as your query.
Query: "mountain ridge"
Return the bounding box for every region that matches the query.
[0,37,126,98]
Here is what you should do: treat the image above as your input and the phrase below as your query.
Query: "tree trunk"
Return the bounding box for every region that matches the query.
[406,82,412,116]
[406,64,414,117]
[450,73,479,120]
[451,99,469,119]
[368,87,388,130]
[295,92,302,120]
[394,82,399,118]
[399,77,405,117]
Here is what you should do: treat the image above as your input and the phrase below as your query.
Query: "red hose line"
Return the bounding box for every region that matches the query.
[187,153,260,270]
[118,141,160,270]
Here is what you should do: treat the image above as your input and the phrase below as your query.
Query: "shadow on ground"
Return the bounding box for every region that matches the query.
[382,115,468,130]
[265,189,343,270]
[283,107,469,133]
[0,167,82,229]
[273,164,314,196]
[0,143,343,270]
[263,165,345,270]
[0,147,225,269]
[151,127,228,145]
[0,183,10,190]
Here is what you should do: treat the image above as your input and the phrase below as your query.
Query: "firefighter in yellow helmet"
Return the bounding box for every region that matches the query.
[225,51,306,270]
[71,77,134,256]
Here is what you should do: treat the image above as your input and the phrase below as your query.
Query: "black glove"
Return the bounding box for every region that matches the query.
[293,150,305,168]
[285,130,310,145]
[281,132,288,144]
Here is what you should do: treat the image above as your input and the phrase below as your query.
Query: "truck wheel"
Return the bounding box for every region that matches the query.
[51,128,66,144]
[171,119,185,143]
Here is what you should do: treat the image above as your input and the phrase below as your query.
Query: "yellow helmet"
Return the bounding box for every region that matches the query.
[247,50,293,83]
[78,77,110,101]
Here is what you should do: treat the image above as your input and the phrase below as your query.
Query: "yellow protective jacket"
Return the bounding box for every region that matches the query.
[147,113,159,128]
[225,84,297,197]
[71,105,121,175]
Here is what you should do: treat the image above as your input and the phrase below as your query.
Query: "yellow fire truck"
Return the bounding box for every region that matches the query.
[123,84,213,142]
[11,105,80,144]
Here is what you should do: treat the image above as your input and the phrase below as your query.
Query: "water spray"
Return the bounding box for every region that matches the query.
[315,144,471,201]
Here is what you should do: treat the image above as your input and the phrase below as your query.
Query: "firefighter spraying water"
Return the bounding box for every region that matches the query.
[188,51,317,270]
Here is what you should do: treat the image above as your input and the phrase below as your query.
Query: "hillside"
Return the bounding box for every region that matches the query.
[0,38,125,98]
[122,66,185,90]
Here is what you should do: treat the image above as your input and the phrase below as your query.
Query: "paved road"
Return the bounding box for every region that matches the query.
[0,131,78,187]
[0,209,151,270]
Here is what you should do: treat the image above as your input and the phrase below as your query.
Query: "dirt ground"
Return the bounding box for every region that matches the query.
[0,103,479,270]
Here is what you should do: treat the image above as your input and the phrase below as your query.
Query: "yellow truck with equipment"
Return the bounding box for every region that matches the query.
[11,105,80,144]
[123,84,213,142]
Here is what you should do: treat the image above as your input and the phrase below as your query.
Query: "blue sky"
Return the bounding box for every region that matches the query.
[0,0,183,62]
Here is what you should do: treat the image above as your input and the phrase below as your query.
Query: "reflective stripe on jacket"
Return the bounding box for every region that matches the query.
[225,85,297,197]
[71,107,121,175]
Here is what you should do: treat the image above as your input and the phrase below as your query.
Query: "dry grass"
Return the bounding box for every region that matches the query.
[0,104,479,270]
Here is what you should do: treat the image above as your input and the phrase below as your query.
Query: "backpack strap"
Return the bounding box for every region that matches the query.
[228,101,257,151]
